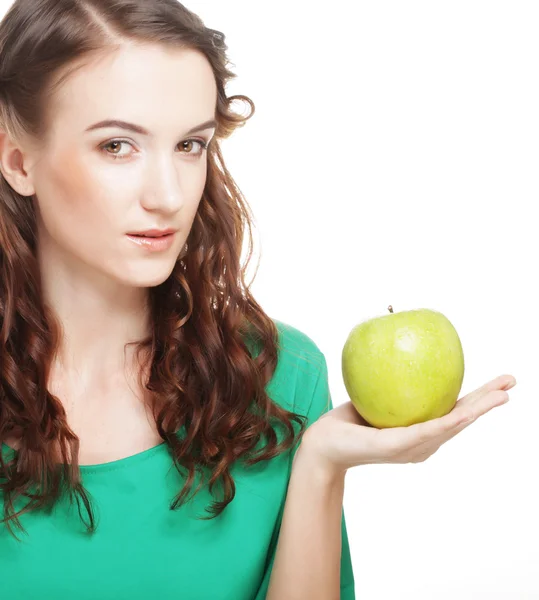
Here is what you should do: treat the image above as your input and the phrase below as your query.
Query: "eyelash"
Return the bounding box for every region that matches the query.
[99,138,209,160]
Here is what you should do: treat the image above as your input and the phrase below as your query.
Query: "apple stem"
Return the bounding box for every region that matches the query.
[388,305,394,313]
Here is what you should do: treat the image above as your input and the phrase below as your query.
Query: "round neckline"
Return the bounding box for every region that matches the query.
[1,440,169,474]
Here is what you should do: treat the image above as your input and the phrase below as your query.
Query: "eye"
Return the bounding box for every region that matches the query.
[100,140,130,159]
[99,138,209,160]
[179,139,208,157]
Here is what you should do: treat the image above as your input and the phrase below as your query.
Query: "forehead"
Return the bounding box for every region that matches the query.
[47,43,217,134]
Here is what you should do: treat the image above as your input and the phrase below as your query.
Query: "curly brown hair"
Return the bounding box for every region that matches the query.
[0,0,308,540]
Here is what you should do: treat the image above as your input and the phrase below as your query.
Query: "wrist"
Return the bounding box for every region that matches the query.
[292,441,347,488]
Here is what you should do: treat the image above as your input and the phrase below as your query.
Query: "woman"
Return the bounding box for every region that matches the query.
[0,1,516,598]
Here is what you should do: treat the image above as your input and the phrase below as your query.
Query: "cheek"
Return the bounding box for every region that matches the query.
[188,162,207,210]
[35,153,118,245]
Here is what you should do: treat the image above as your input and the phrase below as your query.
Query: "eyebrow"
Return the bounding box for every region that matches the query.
[85,118,217,136]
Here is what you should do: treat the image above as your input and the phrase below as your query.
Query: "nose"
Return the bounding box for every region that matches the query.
[140,154,185,213]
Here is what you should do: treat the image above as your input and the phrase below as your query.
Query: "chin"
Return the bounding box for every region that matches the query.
[117,262,177,289]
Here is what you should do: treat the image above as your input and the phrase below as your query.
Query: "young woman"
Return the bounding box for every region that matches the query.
[0,1,516,598]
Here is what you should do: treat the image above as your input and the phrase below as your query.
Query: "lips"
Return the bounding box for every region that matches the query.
[127,228,176,237]
[126,231,176,252]
[130,233,170,238]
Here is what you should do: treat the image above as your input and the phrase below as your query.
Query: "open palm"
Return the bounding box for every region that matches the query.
[301,374,517,474]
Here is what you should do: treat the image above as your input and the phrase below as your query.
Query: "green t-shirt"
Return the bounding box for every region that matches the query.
[0,320,355,599]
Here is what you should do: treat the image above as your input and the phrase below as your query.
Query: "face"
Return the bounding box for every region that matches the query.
[23,43,218,288]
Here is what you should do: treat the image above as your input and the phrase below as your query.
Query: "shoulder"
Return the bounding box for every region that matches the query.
[269,319,329,418]
[273,318,325,373]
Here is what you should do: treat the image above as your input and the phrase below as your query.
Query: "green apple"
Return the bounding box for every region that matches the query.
[341,306,465,428]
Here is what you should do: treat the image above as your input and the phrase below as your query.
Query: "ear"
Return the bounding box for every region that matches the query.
[0,129,36,197]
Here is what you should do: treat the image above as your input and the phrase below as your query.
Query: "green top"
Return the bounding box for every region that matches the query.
[0,320,355,599]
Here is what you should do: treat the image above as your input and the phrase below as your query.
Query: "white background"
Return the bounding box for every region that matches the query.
[185,2,537,598]
[1,1,538,598]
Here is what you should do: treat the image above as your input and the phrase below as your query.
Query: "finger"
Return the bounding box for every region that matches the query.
[381,409,467,454]
[453,388,510,422]
[412,389,511,455]
[474,374,517,397]
[376,378,515,455]
[447,374,516,413]
[502,376,517,390]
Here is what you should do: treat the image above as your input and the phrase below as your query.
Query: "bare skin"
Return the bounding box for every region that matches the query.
[0,42,217,465]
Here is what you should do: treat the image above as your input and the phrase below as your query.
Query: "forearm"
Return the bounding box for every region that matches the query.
[266,444,347,600]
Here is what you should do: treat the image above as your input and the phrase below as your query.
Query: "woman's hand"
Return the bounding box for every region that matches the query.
[298,374,517,476]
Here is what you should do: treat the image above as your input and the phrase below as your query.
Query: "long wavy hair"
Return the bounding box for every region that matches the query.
[0,0,308,539]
